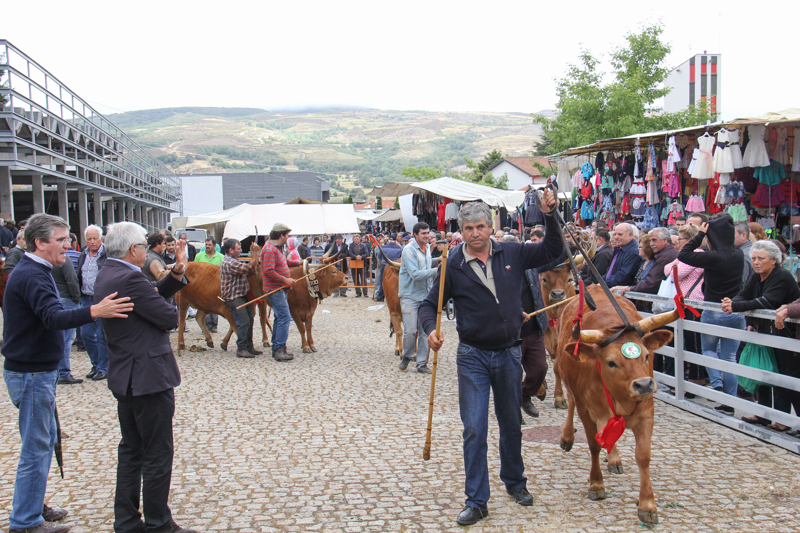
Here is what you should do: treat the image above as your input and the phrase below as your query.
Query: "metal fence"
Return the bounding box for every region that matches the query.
[624,291,800,454]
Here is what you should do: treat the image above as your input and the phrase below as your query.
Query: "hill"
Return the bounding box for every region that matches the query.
[110,107,544,201]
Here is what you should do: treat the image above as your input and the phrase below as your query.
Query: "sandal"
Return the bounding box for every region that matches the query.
[741,415,769,426]
[767,423,789,432]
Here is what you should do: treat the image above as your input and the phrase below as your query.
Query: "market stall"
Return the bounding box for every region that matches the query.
[222,203,360,240]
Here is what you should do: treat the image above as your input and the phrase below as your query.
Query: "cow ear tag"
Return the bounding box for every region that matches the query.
[621,342,641,359]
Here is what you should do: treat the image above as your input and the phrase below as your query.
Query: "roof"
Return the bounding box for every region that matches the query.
[368,177,525,209]
[354,199,395,210]
[486,156,554,177]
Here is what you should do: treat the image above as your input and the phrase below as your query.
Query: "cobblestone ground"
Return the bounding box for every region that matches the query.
[2,295,800,533]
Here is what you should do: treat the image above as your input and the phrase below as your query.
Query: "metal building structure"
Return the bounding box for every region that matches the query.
[0,40,181,243]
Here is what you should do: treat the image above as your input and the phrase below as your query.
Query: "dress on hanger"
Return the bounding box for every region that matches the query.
[691,134,715,179]
[729,129,744,169]
[742,125,771,167]
[773,127,790,166]
[713,129,735,174]
[794,127,800,173]
[667,136,682,172]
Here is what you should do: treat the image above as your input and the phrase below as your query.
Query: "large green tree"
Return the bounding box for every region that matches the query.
[533,23,710,155]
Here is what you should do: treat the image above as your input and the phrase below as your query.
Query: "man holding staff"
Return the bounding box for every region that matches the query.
[420,192,563,526]
[260,223,302,362]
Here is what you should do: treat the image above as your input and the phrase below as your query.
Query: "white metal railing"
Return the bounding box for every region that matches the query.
[623,291,800,454]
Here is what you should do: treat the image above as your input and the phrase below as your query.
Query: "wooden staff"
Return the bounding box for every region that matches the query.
[423,243,449,461]
[236,258,343,310]
[527,294,579,318]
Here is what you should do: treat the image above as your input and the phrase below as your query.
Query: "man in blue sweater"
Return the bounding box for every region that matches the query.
[604,223,642,288]
[2,214,133,533]
[421,194,563,526]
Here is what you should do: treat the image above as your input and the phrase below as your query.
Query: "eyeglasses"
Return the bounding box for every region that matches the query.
[677,237,689,242]
[134,243,147,249]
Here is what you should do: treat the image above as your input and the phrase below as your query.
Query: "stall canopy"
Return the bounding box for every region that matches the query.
[368,177,525,210]
[354,209,403,222]
[222,204,360,240]
[171,203,252,232]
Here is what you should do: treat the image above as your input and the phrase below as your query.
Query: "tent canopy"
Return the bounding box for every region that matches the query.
[355,209,404,222]
[171,203,251,231]
[368,177,525,209]
[223,204,360,240]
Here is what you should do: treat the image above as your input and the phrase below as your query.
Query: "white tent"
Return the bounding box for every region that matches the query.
[368,177,525,210]
[222,203,360,240]
[354,209,404,222]
[171,203,252,232]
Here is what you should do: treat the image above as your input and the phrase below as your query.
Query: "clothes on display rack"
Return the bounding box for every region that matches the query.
[729,128,744,169]
[794,127,800,173]
[691,133,715,179]
[557,159,572,191]
[755,159,786,186]
[667,136,682,172]
[713,128,735,174]
[742,125,771,168]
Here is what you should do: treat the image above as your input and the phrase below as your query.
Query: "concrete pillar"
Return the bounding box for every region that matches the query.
[92,192,102,227]
[105,200,115,225]
[57,182,69,222]
[0,167,14,220]
[32,175,44,214]
[77,189,88,246]
[117,200,125,223]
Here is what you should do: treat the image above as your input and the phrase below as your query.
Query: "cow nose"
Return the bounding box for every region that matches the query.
[632,378,655,396]
[550,290,566,301]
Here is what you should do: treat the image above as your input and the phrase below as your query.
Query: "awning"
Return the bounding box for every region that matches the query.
[222,204,360,240]
[355,209,404,222]
[368,177,525,210]
[171,203,252,231]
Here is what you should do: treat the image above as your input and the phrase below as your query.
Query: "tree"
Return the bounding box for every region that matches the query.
[453,150,508,190]
[401,167,442,181]
[533,23,711,155]
[394,197,400,209]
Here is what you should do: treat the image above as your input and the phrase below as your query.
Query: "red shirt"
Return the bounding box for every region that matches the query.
[260,241,301,292]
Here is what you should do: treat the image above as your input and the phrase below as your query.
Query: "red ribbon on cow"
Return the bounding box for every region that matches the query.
[549,318,558,328]
[572,280,585,356]
[594,359,626,452]
[671,265,700,319]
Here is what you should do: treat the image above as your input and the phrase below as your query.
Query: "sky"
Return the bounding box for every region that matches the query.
[2,0,797,121]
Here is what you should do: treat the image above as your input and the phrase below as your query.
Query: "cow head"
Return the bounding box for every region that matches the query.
[322,243,348,264]
[565,309,676,401]
[314,262,346,298]
[246,242,263,297]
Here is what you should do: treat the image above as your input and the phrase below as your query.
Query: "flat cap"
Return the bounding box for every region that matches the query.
[272,222,292,233]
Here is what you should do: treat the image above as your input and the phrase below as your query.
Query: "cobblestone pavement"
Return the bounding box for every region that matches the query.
[2,295,800,533]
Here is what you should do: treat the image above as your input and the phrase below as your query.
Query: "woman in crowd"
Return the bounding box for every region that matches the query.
[725,240,800,430]
[749,222,768,241]
[286,237,302,262]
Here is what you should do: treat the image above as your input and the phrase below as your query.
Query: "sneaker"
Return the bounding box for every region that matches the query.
[42,505,68,522]
[399,358,410,371]
[417,365,432,374]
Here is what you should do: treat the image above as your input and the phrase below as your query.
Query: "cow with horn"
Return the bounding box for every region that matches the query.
[557,283,678,525]
[373,239,403,356]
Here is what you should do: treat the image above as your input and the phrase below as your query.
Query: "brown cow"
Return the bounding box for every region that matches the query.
[280,252,347,353]
[375,246,402,356]
[556,284,676,525]
[176,243,269,352]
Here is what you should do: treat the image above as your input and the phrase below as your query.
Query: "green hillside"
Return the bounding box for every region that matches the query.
[110,107,543,201]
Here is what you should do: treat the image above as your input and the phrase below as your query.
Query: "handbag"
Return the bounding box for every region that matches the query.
[738,343,778,394]
[652,272,704,314]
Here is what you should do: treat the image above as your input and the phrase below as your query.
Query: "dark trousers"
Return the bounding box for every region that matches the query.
[520,331,547,403]
[756,348,800,423]
[113,388,175,533]
[683,313,707,381]
[352,266,365,296]
[205,313,218,330]
[225,297,254,351]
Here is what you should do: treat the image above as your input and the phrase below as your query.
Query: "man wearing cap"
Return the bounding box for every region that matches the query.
[373,233,403,302]
[324,234,348,297]
[260,223,302,361]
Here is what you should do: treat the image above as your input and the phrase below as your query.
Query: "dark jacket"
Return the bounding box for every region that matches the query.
[379,243,403,264]
[737,240,754,287]
[94,259,189,396]
[732,266,800,336]
[520,268,549,338]
[630,243,678,294]
[2,255,94,373]
[3,245,24,275]
[678,216,744,303]
[419,214,564,351]
[581,243,613,284]
[51,260,81,304]
[186,243,197,262]
[348,242,369,261]
[77,246,108,292]
[604,239,642,287]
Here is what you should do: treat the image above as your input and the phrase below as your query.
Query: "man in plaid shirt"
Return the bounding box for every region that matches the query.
[221,238,262,358]
[260,223,302,362]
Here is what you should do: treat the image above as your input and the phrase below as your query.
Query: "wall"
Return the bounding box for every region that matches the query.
[489,161,534,191]
[180,175,225,216]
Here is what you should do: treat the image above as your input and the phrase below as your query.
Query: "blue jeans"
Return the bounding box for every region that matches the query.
[401,298,428,368]
[267,289,291,352]
[374,263,385,299]
[4,369,58,529]
[81,294,109,373]
[700,310,746,396]
[59,298,80,378]
[225,297,254,351]
[456,343,526,510]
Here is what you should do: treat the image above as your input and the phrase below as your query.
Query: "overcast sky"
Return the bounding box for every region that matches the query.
[3,0,796,121]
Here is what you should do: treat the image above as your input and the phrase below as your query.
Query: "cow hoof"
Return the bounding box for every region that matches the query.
[560,439,573,452]
[303,347,312,354]
[206,341,214,348]
[588,488,607,501]
[555,399,568,409]
[179,344,186,350]
[263,341,271,348]
[310,346,317,353]
[638,509,658,525]
[395,349,400,356]
[221,344,228,352]
[607,463,624,474]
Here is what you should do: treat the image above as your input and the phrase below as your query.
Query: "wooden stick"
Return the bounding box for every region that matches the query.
[527,294,579,318]
[235,258,343,310]
[423,244,449,461]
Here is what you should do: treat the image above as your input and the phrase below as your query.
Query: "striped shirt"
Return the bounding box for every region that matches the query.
[220,254,252,301]
[260,240,301,293]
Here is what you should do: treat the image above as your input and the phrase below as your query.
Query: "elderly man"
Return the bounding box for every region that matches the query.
[421,196,564,526]
[612,227,679,296]
[260,223,302,361]
[221,238,261,358]
[93,222,196,533]
[348,234,370,297]
[3,214,131,533]
[603,223,642,288]
[194,238,224,332]
[176,232,197,262]
[3,230,26,275]
[78,224,110,381]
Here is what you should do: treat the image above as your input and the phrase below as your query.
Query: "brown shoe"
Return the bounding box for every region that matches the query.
[247,348,263,356]
[235,349,254,358]
[10,523,70,533]
[42,505,68,522]
[154,521,198,533]
[273,348,292,362]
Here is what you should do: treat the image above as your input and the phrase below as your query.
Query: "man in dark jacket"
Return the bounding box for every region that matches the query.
[348,234,370,297]
[324,235,348,296]
[52,257,83,385]
[421,195,564,526]
[94,222,197,533]
[77,225,109,380]
[581,228,612,285]
[604,223,641,287]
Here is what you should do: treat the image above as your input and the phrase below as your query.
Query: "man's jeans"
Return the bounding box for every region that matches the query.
[81,294,109,373]
[267,289,291,352]
[401,298,428,368]
[59,298,80,378]
[700,310,746,396]
[456,343,526,510]
[4,369,58,529]
[374,263,385,299]
[205,313,218,330]
[225,297,254,351]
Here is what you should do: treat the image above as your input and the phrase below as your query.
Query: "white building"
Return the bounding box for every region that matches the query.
[485,157,551,191]
[664,53,721,119]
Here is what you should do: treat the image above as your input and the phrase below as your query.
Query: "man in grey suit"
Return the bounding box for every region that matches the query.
[94,222,197,533]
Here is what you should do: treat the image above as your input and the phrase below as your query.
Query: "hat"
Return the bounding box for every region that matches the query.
[404,234,412,241]
[334,234,343,240]
[272,222,291,233]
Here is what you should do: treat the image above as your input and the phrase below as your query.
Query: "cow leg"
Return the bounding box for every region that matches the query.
[194,310,214,348]
[631,415,657,524]
[217,307,241,352]
[536,382,547,401]
[575,405,606,501]
[305,318,316,352]
[177,295,189,352]
[553,359,568,409]
[607,444,624,474]
[560,390,577,452]
[390,311,403,357]
[257,300,271,348]
[291,309,311,353]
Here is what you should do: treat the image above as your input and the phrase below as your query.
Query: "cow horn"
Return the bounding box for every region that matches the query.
[571,232,597,265]
[303,259,308,276]
[376,241,400,269]
[637,309,680,333]
[579,329,606,344]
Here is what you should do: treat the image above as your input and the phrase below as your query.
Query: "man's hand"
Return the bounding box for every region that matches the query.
[540,189,557,213]
[90,292,133,319]
[356,255,362,260]
[699,222,709,234]
[775,305,789,329]
[611,286,629,294]
[172,240,188,276]
[428,330,444,351]
[522,312,531,323]
[283,276,296,288]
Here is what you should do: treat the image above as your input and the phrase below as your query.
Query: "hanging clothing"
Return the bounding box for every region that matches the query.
[752,184,785,208]
[557,159,572,192]
[572,170,584,190]
[691,134,715,179]
[793,127,800,173]
[742,125,771,168]
[729,128,744,169]
[713,129,735,174]
[773,127,790,166]
[667,136,682,172]
[754,159,786,186]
